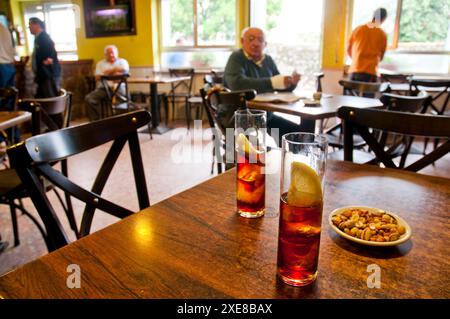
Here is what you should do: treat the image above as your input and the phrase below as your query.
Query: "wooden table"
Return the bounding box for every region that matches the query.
[248,94,383,133]
[0,111,31,131]
[0,158,448,299]
[128,76,190,134]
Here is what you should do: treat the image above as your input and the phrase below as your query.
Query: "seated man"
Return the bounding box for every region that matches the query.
[224,27,307,141]
[85,45,130,121]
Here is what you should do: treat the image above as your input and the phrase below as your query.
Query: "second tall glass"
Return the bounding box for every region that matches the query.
[277,132,327,286]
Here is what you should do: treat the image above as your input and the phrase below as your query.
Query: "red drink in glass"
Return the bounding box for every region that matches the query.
[277,192,323,286]
[236,150,265,218]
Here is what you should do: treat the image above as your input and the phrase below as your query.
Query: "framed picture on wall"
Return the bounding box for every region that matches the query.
[83,0,136,38]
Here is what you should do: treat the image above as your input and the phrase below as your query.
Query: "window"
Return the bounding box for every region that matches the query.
[351,0,398,49]
[160,0,237,69]
[351,0,450,74]
[250,0,324,91]
[23,2,78,60]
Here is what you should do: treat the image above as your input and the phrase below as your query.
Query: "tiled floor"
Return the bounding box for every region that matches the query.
[0,118,449,275]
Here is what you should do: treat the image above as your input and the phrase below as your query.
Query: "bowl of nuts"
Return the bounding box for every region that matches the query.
[329,206,411,246]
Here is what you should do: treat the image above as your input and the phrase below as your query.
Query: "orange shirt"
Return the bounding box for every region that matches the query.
[348,24,387,76]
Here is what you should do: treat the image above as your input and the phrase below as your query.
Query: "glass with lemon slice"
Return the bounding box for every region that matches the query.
[278,133,327,286]
[235,110,266,218]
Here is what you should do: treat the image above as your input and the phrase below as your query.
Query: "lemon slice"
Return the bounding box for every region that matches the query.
[236,133,258,155]
[287,161,322,207]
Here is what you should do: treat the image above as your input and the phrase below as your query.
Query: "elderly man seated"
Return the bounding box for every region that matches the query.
[85,45,130,121]
[224,27,309,141]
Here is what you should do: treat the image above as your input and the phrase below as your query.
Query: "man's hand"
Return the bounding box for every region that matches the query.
[283,71,301,88]
[43,58,53,65]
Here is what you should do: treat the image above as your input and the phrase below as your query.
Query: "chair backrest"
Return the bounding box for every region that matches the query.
[169,68,195,95]
[338,106,450,172]
[0,87,19,111]
[200,86,229,134]
[410,78,450,89]
[101,74,130,102]
[380,90,430,113]
[380,73,412,84]
[339,79,384,96]
[7,110,152,251]
[409,78,450,115]
[20,88,72,132]
[204,70,224,87]
[209,89,256,131]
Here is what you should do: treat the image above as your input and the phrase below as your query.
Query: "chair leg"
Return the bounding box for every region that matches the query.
[148,122,153,140]
[171,97,176,122]
[211,144,215,174]
[185,101,191,130]
[163,96,169,126]
[9,202,20,247]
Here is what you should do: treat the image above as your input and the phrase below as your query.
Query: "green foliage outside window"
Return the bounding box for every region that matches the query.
[169,0,194,42]
[266,0,282,30]
[168,0,235,45]
[197,0,235,43]
[399,0,450,43]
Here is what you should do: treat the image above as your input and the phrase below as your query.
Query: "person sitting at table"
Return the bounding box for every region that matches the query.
[347,7,388,83]
[223,27,304,142]
[85,45,130,121]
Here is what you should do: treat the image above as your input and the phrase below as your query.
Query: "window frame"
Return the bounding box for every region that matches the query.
[350,0,450,54]
[22,1,78,57]
[158,0,239,52]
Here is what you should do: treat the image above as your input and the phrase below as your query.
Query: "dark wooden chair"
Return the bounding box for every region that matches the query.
[339,79,386,97]
[100,74,152,139]
[326,79,387,150]
[409,77,450,154]
[338,106,450,172]
[167,68,199,129]
[409,78,450,116]
[378,91,430,167]
[7,110,151,251]
[200,87,256,174]
[380,72,412,84]
[0,87,20,154]
[0,91,74,247]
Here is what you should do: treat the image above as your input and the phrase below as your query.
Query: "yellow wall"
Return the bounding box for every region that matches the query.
[74,0,154,67]
[321,0,349,69]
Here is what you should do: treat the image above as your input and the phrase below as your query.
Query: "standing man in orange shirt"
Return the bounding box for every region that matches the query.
[347,8,388,82]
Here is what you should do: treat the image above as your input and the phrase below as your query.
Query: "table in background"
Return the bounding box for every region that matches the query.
[247,94,383,133]
[0,111,31,131]
[128,76,190,134]
[0,158,448,299]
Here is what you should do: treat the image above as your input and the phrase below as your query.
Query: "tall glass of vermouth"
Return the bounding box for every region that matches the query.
[235,109,266,218]
[278,132,327,286]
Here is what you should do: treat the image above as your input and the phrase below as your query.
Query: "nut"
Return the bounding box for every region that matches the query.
[362,228,372,241]
[389,233,400,241]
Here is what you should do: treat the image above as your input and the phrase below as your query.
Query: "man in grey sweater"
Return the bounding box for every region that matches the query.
[224,27,312,142]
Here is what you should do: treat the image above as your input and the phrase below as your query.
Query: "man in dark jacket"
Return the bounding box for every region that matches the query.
[223,27,311,141]
[29,17,61,98]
